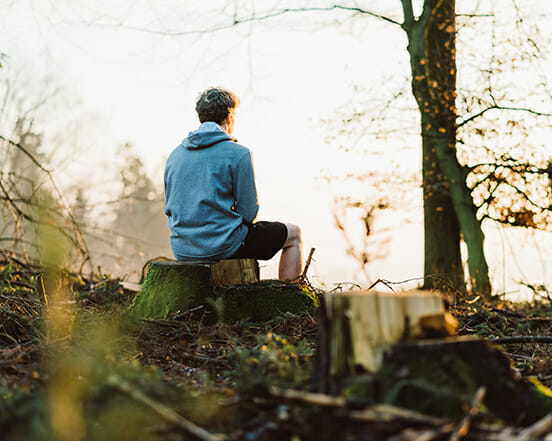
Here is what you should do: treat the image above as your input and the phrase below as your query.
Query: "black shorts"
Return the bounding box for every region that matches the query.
[231,221,288,260]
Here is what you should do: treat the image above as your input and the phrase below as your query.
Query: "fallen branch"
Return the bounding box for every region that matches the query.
[268,386,346,407]
[518,413,552,441]
[268,387,448,426]
[387,424,455,441]
[107,375,223,441]
[489,307,524,318]
[345,405,447,426]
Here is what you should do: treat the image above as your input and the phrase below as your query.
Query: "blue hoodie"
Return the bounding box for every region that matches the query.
[164,122,259,261]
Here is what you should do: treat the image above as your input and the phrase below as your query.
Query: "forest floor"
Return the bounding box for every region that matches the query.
[1,249,552,440]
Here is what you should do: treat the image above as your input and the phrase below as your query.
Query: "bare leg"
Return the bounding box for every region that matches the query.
[279,223,303,281]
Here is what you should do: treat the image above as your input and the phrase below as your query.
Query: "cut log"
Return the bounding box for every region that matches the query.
[126,260,317,322]
[323,290,451,375]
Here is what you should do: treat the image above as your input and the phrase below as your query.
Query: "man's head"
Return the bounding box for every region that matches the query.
[196,87,240,134]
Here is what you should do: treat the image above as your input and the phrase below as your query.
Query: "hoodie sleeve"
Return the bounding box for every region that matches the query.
[233,150,259,224]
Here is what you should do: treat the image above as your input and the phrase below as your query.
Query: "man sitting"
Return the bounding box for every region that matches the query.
[164,87,303,281]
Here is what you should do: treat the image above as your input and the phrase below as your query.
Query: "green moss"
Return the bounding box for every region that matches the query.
[126,262,318,322]
[126,262,212,319]
[214,280,319,323]
[340,338,552,424]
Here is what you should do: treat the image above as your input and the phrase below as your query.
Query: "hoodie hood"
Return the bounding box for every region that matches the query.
[183,121,237,150]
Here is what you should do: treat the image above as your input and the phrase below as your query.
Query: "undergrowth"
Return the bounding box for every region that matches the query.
[2,249,552,440]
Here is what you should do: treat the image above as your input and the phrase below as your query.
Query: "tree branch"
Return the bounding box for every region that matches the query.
[0,135,91,271]
[97,5,401,36]
[419,0,436,26]
[400,0,415,30]
[0,135,50,172]
[502,180,551,211]
[457,105,552,128]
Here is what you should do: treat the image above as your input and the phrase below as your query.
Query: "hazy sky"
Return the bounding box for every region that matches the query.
[2,0,552,295]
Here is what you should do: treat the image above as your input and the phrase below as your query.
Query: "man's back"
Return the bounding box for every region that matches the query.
[164,122,259,260]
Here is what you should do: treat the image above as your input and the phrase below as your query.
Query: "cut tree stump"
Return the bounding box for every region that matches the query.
[126,259,317,322]
[323,289,456,374]
[211,258,259,286]
[314,289,552,425]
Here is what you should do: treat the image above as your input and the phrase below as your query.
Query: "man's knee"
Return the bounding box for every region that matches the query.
[284,223,302,247]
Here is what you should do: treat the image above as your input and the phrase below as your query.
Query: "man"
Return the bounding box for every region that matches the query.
[164,87,303,281]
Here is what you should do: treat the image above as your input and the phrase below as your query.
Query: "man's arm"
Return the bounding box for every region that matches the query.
[233,151,259,224]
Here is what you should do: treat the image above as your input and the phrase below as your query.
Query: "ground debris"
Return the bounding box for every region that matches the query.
[452,296,552,388]
[2,252,552,440]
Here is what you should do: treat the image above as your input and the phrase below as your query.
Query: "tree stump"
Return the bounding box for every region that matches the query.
[211,259,259,286]
[314,289,552,424]
[322,290,455,375]
[127,260,213,319]
[126,259,317,322]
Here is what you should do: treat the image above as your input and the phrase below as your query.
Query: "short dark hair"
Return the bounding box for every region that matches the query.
[195,87,240,124]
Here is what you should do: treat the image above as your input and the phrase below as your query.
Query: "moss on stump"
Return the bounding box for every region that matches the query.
[127,261,212,319]
[126,261,318,322]
[215,280,319,323]
[329,337,552,425]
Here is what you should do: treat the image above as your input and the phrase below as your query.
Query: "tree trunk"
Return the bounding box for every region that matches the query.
[422,123,465,292]
[403,0,491,296]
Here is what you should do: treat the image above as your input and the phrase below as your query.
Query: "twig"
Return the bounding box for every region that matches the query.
[107,375,223,441]
[367,278,396,292]
[503,352,533,361]
[489,307,524,318]
[268,386,346,407]
[518,413,552,441]
[95,5,401,36]
[449,386,486,441]
[182,352,231,367]
[346,404,448,426]
[269,387,451,428]
[173,305,205,319]
[37,273,48,306]
[140,306,205,327]
[301,247,315,279]
[491,336,552,344]
[388,425,455,441]
[140,318,188,328]
[0,135,50,172]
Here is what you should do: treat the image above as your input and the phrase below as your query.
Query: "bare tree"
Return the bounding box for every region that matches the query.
[0,60,91,270]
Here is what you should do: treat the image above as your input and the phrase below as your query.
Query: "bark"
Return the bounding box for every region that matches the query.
[422,121,465,292]
[402,0,491,296]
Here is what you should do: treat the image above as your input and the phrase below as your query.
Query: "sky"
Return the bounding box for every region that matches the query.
[2,0,552,296]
